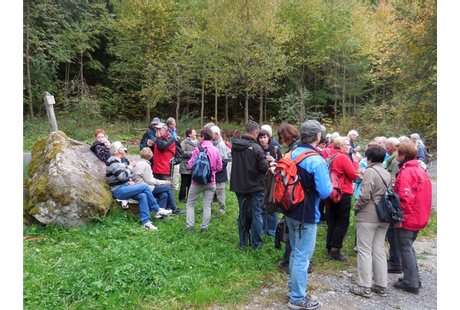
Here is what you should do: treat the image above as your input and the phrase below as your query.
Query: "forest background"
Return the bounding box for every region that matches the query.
[22,0,437,150]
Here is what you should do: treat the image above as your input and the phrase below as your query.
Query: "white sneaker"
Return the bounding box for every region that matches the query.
[156,208,173,217]
[142,222,158,231]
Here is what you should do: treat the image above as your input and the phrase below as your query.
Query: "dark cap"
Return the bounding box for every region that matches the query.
[151,117,161,125]
[300,120,326,136]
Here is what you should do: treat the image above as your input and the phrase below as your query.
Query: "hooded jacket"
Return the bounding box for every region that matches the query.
[393,159,432,231]
[230,135,270,193]
[140,123,157,151]
[153,131,176,175]
[188,140,222,185]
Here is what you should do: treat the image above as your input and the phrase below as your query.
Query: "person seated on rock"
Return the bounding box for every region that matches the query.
[132,147,186,216]
[90,129,111,162]
[106,141,172,231]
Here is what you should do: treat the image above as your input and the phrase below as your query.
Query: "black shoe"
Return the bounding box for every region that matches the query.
[185,227,194,233]
[277,261,289,274]
[392,280,419,294]
[397,277,421,288]
[308,262,312,274]
[179,199,186,203]
[327,251,348,262]
[387,264,402,274]
[171,208,186,216]
[200,228,207,233]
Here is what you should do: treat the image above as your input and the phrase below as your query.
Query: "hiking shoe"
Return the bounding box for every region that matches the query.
[327,251,348,262]
[371,285,388,297]
[142,222,158,231]
[179,199,186,203]
[353,246,358,253]
[200,228,207,233]
[388,264,402,274]
[397,277,422,289]
[392,280,419,294]
[185,226,194,233]
[349,284,372,298]
[171,208,186,216]
[287,297,319,310]
[277,261,289,274]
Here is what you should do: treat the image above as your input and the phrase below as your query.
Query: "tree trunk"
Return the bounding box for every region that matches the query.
[259,87,263,124]
[146,106,151,124]
[176,66,180,122]
[225,92,229,123]
[264,88,267,123]
[215,67,218,125]
[333,66,338,125]
[80,49,84,96]
[25,0,34,119]
[244,75,249,124]
[201,78,205,128]
[65,62,70,98]
[342,62,346,121]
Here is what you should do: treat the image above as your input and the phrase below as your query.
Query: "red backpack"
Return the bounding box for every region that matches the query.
[274,150,319,211]
[326,153,346,204]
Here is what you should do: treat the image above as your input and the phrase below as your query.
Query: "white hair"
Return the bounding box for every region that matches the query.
[410,133,425,147]
[210,125,221,136]
[385,137,400,150]
[110,141,124,155]
[399,135,410,143]
[347,130,358,137]
[330,132,340,143]
[261,124,273,137]
[326,133,332,139]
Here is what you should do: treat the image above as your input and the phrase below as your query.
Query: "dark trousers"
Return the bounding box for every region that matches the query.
[396,228,420,289]
[326,194,351,251]
[319,199,326,222]
[386,224,401,266]
[179,174,192,201]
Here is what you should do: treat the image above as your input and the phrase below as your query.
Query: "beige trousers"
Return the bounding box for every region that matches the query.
[215,182,226,214]
[356,221,390,288]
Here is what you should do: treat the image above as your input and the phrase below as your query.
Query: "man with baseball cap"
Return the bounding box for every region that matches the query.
[279,120,332,310]
[140,117,161,156]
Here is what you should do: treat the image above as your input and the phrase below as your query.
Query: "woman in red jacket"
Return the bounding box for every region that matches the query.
[392,141,432,294]
[326,136,362,261]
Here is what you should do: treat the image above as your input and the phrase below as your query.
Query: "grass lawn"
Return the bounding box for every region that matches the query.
[23,181,437,309]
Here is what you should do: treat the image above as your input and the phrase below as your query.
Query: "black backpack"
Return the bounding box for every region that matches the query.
[169,139,183,165]
[370,167,404,224]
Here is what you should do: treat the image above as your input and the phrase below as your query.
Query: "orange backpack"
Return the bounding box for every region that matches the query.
[274,150,319,211]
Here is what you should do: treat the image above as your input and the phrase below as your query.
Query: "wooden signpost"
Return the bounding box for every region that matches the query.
[43,92,58,132]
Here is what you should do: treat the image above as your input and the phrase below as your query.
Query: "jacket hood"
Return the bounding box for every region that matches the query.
[232,135,255,152]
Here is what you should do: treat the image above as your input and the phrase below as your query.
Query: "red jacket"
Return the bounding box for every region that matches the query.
[330,149,359,195]
[393,160,432,231]
[153,131,176,175]
[322,143,333,159]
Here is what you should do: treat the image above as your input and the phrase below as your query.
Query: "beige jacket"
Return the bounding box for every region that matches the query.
[132,158,167,191]
[354,163,392,223]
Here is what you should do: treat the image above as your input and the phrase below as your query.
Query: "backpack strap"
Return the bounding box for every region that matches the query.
[293,149,319,165]
[369,167,390,206]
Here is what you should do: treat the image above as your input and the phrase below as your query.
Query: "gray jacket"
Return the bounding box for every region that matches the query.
[180,138,197,174]
[354,163,392,223]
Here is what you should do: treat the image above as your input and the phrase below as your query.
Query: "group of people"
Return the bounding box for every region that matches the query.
[90,118,432,310]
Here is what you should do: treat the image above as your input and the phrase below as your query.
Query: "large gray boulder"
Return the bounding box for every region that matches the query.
[25,131,113,229]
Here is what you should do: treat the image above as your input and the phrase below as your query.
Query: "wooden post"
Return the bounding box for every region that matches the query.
[43,92,59,132]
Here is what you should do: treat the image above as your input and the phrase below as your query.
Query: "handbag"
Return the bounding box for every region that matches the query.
[370,167,404,224]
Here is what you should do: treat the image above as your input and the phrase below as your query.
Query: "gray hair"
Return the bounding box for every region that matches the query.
[261,124,273,137]
[385,137,400,151]
[410,133,425,147]
[210,125,221,136]
[330,132,340,143]
[347,130,358,137]
[204,122,216,128]
[166,117,176,126]
[110,141,124,155]
[399,135,410,143]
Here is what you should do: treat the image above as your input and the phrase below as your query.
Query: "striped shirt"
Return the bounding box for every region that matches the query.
[106,156,133,191]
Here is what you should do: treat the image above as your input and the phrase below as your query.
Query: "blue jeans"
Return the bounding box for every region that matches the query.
[152,185,177,211]
[236,191,264,250]
[112,184,160,225]
[286,216,317,303]
[262,210,278,237]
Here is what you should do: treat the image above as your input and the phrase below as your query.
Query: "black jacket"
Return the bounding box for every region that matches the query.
[230,135,270,193]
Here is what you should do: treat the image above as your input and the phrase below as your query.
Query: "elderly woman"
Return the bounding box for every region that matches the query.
[391,141,432,294]
[347,130,361,158]
[90,129,111,162]
[132,147,185,216]
[410,133,426,163]
[326,136,362,261]
[179,128,198,203]
[349,146,392,298]
[258,129,283,237]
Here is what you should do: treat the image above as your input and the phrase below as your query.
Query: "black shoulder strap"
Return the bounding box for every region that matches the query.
[370,167,389,190]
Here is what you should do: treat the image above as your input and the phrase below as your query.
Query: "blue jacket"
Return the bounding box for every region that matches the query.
[278,144,332,223]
